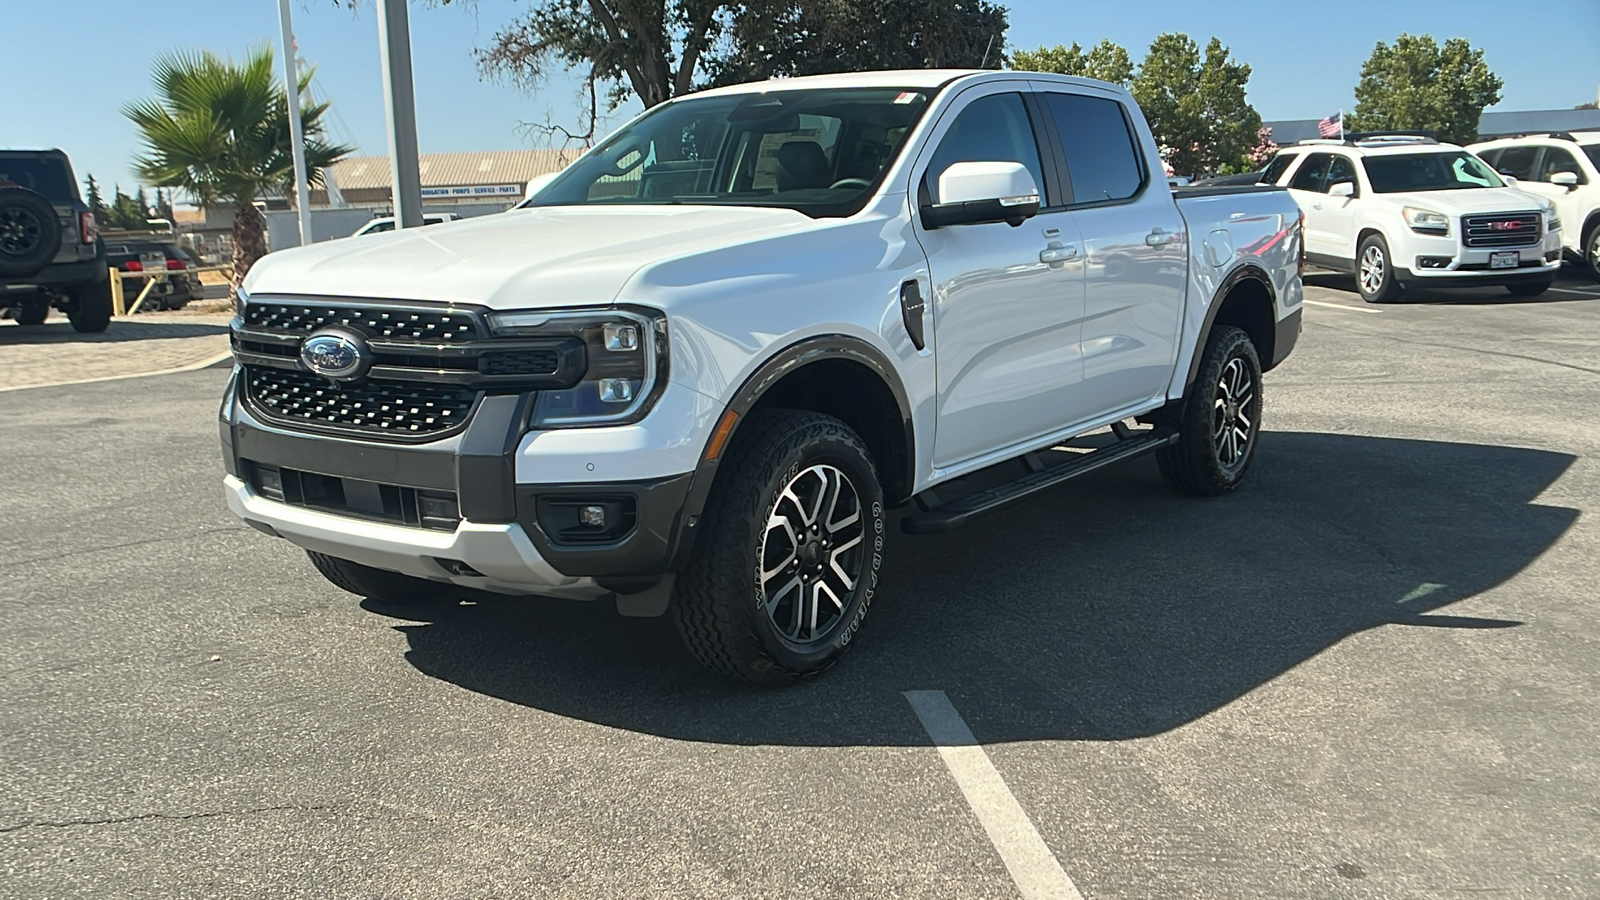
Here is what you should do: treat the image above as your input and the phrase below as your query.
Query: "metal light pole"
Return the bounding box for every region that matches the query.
[377,0,423,228]
[277,0,314,245]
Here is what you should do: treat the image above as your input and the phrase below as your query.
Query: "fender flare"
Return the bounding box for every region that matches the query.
[666,335,916,570]
[1183,262,1277,395]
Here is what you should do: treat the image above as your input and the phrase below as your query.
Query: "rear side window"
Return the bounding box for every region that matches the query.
[1260,151,1299,184]
[1289,154,1333,192]
[1493,146,1538,179]
[924,93,1046,204]
[1040,93,1144,204]
[0,156,75,201]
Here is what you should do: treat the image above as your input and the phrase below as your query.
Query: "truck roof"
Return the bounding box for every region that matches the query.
[688,69,1131,99]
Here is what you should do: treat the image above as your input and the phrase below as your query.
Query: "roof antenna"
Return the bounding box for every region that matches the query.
[980,34,996,69]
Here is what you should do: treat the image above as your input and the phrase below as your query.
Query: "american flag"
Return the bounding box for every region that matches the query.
[1318,111,1343,138]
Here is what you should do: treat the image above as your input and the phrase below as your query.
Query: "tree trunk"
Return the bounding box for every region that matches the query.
[230,202,267,302]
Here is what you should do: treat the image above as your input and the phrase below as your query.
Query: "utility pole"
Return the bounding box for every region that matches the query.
[377,0,423,229]
[277,0,314,246]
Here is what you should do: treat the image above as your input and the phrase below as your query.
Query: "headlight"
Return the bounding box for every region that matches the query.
[1402,206,1450,235]
[1548,213,1561,232]
[487,307,667,427]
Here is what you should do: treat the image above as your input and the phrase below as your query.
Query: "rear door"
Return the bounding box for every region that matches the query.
[910,84,1088,468]
[1033,84,1187,415]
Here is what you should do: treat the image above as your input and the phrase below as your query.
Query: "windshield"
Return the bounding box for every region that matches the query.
[1361,151,1505,193]
[528,87,933,217]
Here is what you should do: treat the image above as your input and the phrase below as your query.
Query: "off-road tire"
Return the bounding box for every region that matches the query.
[306,550,457,603]
[1356,233,1403,303]
[0,187,62,278]
[65,277,112,333]
[15,295,47,326]
[1157,325,1263,496]
[1506,278,1554,297]
[672,410,886,686]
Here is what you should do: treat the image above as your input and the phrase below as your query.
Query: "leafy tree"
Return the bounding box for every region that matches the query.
[1131,33,1262,177]
[478,0,1007,134]
[108,185,145,230]
[1347,34,1502,146]
[154,188,176,223]
[84,174,108,224]
[711,0,1008,85]
[1576,101,1597,110]
[124,47,351,294]
[134,187,150,223]
[1010,39,1133,86]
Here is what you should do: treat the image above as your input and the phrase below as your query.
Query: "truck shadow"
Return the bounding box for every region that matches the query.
[371,432,1577,747]
[1303,270,1599,305]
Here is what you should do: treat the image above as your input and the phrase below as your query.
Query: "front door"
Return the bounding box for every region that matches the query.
[911,87,1087,468]
[1526,145,1590,247]
[1285,152,1341,259]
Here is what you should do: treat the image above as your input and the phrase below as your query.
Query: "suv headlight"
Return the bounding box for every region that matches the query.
[488,307,667,427]
[1547,212,1561,232]
[1402,206,1450,236]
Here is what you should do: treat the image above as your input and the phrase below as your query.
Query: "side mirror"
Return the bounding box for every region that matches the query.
[1551,171,1581,189]
[521,172,559,203]
[920,161,1041,229]
[1498,171,1518,185]
[1327,181,1356,198]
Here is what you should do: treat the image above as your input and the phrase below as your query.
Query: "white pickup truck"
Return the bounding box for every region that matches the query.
[221,70,1304,684]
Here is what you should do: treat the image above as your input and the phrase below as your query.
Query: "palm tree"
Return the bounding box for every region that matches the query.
[124,47,351,295]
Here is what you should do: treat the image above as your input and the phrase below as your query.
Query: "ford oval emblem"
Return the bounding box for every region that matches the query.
[299,328,371,381]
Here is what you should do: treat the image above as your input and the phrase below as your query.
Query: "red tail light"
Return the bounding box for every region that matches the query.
[80,211,98,245]
[166,258,186,270]
[123,260,143,272]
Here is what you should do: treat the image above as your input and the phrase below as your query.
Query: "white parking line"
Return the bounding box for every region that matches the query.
[1545,287,1600,297]
[904,690,1085,900]
[1303,298,1382,314]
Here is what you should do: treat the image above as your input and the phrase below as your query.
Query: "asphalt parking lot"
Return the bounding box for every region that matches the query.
[3,269,1599,899]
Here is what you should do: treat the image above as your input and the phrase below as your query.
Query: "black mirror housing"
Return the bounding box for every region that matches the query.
[919,197,1041,230]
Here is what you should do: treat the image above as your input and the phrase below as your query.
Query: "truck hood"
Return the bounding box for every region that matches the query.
[1376,186,1554,216]
[241,205,817,309]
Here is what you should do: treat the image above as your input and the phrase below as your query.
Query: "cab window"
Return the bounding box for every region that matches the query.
[1288,154,1333,193]
[1260,151,1300,185]
[924,93,1047,204]
[1493,146,1538,180]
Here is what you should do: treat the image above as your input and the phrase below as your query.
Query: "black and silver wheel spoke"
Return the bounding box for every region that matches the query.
[1212,357,1256,469]
[758,463,864,644]
[1360,245,1384,295]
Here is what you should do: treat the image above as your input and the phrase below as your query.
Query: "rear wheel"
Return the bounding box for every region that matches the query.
[1356,234,1403,303]
[65,278,112,333]
[1158,325,1264,496]
[672,410,886,686]
[1506,278,1554,297]
[306,551,458,603]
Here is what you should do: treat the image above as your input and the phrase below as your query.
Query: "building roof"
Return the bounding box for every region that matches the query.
[1263,108,1600,146]
[327,149,574,190]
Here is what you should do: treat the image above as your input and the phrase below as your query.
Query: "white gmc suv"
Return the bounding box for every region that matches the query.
[1267,134,1563,302]
[1469,131,1600,280]
[221,70,1303,684]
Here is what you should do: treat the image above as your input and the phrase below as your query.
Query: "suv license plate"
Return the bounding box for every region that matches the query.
[1490,251,1519,269]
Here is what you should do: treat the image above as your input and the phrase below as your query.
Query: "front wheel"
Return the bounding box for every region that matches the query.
[1356,234,1404,303]
[1585,226,1600,283]
[1506,278,1554,297]
[1158,325,1264,496]
[672,410,886,686]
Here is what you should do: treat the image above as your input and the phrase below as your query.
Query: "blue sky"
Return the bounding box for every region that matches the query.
[6,0,1597,198]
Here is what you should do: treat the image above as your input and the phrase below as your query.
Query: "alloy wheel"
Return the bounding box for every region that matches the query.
[758,464,865,644]
[0,206,42,255]
[1212,357,1256,470]
[1359,244,1386,296]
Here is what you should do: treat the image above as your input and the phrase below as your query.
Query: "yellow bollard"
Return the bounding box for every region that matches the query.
[127,273,161,315]
[109,268,125,316]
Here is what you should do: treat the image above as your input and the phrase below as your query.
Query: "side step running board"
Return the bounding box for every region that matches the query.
[901,430,1178,534]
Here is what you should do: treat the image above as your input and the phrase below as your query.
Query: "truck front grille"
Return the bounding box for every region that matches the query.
[244,301,480,341]
[1462,212,1542,248]
[244,366,478,439]
[248,462,461,532]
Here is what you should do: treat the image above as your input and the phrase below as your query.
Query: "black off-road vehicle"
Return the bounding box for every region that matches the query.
[0,149,112,332]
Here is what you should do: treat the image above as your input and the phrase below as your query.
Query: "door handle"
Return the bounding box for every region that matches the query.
[1039,245,1079,264]
[1145,228,1178,248]
[1311,203,1323,210]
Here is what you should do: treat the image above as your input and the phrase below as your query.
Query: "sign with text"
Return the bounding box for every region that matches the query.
[419,184,524,199]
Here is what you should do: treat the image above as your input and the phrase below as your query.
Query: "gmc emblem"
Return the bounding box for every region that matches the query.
[1487,221,1526,231]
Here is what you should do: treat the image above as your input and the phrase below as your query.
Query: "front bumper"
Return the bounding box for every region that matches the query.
[220,368,701,594]
[1396,230,1561,284]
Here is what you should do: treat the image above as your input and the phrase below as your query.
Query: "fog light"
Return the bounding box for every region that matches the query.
[579,505,606,527]
[598,377,634,403]
[1417,255,1452,269]
[604,323,639,351]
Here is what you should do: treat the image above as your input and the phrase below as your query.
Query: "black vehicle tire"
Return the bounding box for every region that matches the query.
[1355,234,1403,303]
[1584,223,1600,283]
[672,410,886,686]
[306,550,458,603]
[1157,325,1264,497]
[65,277,112,333]
[0,187,62,278]
[1505,278,1554,297]
[15,294,47,326]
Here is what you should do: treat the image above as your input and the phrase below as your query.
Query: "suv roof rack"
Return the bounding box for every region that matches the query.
[1346,131,1438,145]
[1477,131,1580,142]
